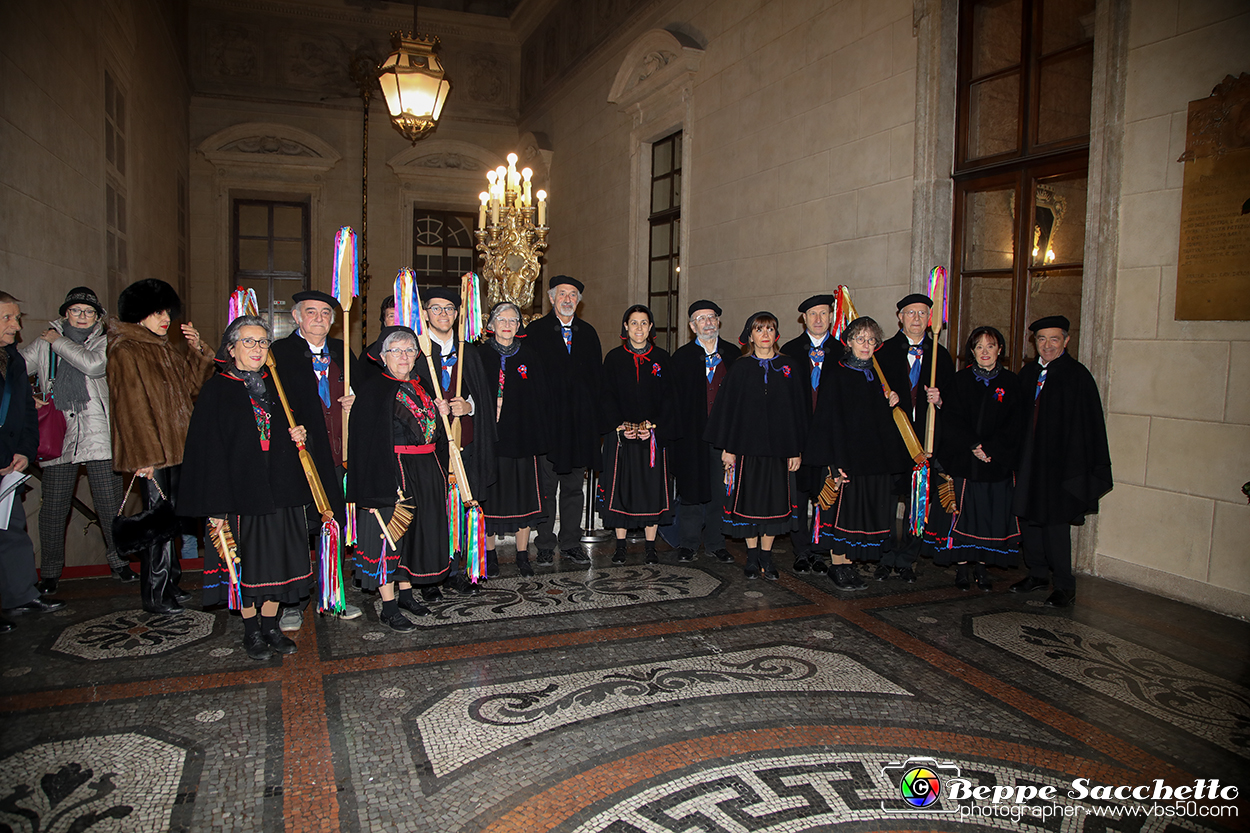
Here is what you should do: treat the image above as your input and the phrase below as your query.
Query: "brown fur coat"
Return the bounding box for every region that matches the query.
[107,320,214,472]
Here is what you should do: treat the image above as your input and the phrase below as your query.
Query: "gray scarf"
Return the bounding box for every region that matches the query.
[52,323,92,412]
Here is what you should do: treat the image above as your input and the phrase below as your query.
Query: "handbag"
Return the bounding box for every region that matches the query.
[36,345,67,462]
[113,474,180,555]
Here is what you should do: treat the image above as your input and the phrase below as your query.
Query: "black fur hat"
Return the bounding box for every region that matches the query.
[117,279,181,323]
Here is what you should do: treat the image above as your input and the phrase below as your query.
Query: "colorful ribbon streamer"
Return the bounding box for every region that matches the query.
[317,518,346,614]
[332,227,359,310]
[227,287,259,325]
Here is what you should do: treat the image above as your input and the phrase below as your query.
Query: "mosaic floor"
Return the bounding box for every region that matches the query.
[1,538,1247,833]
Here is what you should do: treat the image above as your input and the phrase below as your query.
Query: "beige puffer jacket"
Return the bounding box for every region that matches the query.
[19,319,113,465]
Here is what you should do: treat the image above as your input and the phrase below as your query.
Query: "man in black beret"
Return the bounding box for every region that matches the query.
[1010,315,1111,608]
[874,292,956,582]
[667,300,739,563]
[418,286,497,594]
[270,289,363,628]
[523,275,601,565]
[781,294,845,574]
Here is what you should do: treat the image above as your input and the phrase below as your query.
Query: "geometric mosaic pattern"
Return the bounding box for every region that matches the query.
[570,750,1228,832]
[51,609,217,660]
[0,733,188,832]
[972,612,1250,758]
[391,566,722,627]
[414,647,911,777]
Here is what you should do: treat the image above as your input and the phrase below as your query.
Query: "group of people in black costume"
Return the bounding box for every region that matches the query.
[113,270,1108,659]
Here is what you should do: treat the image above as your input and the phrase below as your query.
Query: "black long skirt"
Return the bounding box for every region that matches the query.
[924,476,1021,567]
[354,452,450,588]
[484,455,545,534]
[816,473,894,562]
[203,505,314,607]
[597,432,673,527]
[722,455,798,538]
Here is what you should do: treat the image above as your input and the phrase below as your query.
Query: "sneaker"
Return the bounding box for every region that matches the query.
[676,548,696,563]
[873,564,892,581]
[278,608,303,632]
[563,547,592,565]
[711,549,735,563]
[536,549,555,565]
[338,603,363,620]
[381,611,417,632]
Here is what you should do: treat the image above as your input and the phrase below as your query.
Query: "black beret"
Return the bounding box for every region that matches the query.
[896,293,933,311]
[798,294,835,313]
[687,299,722,317]
[292,290,339,308]
[738,311,777,346]
[59,286,106,318]
[423,287,461,308]
[366,325,419,363]
[548,275,585,293]
[1028,315,1071,333]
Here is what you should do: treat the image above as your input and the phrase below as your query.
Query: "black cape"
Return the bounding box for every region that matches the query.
[669,337,740,504]
[1013,351,1112,525]
[705,353,809,458]
[938,367,1026,482]
[599,343,675,441]
[0,345,38,464]
[268,333,363,519]
[474,339,551,458]
[780,331,845,412]
[876,330,957,447]
[806,360,911,476]
[177,370,312,518]
[523,311,603,472]
[422,335,498,493]
[346,372,447,510]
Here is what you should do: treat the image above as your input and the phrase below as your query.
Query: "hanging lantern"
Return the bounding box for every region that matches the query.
[377,32,451,144]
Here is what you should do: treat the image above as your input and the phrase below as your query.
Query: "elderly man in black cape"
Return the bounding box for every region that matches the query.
[875,292,956,582]
[1010,315,1111,608]
[269,289,364,629]
[781,294,844,575]
[524,275,602,565]
[668,300,739,563]
[416,286,497,594]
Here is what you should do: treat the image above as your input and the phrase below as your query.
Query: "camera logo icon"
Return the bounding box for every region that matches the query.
[880,756,961,813]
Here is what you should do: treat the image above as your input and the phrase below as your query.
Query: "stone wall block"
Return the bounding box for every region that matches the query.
[1109,339,1228,420]
[1097,483,1213,579]
[1209,500,1250,594]
[1144,417,1250,502]
[1107,413,1150,486]
[1112,266,1160,339]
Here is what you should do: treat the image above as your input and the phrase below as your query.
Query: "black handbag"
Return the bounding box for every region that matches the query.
[112,474,180,555]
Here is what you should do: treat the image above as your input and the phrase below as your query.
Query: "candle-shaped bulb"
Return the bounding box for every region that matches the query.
[536,189,547,226]
[507,152,518,166]
[478,192,489,228]
[522,167,532,182]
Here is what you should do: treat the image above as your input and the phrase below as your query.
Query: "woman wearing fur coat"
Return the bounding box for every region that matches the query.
[107,278,214,615]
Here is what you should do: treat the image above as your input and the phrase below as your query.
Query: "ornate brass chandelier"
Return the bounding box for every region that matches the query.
[475,152,548,321]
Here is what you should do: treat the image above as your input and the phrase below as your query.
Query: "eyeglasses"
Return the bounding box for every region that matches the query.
[238,337,271,348]
[849,336,880,346]
[385,347,418,356]
[692,314,719,324]
[427,305,457,315]
[900,310,928,319]
[493,317,520,326]
[66,307,97,318]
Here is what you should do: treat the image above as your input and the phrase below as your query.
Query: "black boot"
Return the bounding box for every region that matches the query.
[612,540,627,564]
[744,546,760,579]
[760,550,779,581]
[486,549,500,579]
[516,549,535,577]
[141,539,183,615]
[242,615,271,660]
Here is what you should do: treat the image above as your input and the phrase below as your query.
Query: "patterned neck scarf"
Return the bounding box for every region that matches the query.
[312,350,331,408]
[971,364,1000,386]
[842,356,874,381]
[396,379,438,443]
[907,344,924,389]
[705,351,721,383]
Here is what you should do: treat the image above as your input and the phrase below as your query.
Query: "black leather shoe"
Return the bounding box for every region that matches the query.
[112,565,139,583]
[36,578,58,595]
[743,567,758,580]
[170,585,192,603]
[381,611,418,632]
[446,574,481,596]
[563,547,592,565]
[898,567,918,583]
[1009,576,1049,594]
[645,549,659,564]
[7,597,67,615]
[243,631,272,661]
[974,564,992,591]
[0,615,15,633]
[811,559,830,574]
[676,548,696,562]
[144,601,185,616]
[762,567,780,581]
[397,596,430,617]
[420,585,443,602]
[873,564,892,581]
[831,564,865,591]
[612,547,627,564]
[261,628,297,654]
[793,559,811,574]
[711,549,735,563]
[955,564,971,591]
[1044,589,1074,608]
[848,565,867,589]
[536,549,554,565]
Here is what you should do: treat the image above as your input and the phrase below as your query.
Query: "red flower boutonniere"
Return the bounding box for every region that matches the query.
[994,387,1005,402]
[781,365,791,377]
[518,365,528,379]
[651,363,661,377]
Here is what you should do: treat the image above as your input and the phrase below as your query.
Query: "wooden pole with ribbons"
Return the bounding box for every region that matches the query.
[263,352,335,520]
[333,227,359,463]
[924,266,947,455]
[452,271,484,447]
